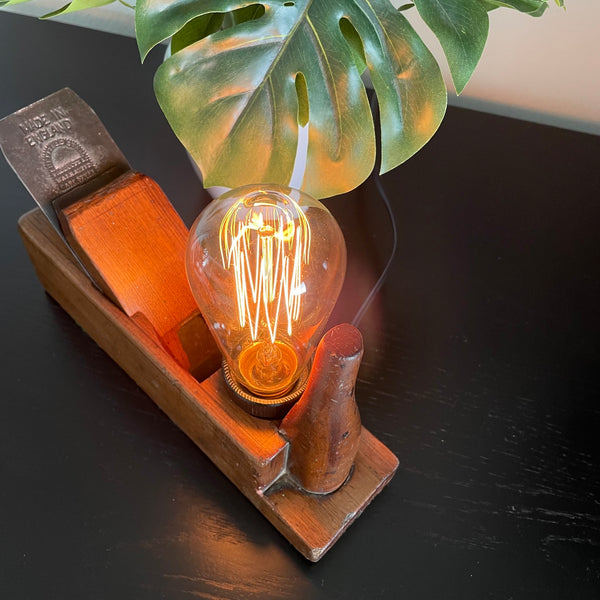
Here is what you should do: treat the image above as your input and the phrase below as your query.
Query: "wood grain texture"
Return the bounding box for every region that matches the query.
[262,428,398,561]
[57,171,218,373]
[17,207,399,561]
[19,208,288,492]
[5,14,599,594]
[280,323,363,494]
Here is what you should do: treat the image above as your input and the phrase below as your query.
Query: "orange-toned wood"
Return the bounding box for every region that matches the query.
[56,171,218,373]
[262,428,398,561]
[280,324,363,494]
[18,208,399,562]
[19,208,287,490]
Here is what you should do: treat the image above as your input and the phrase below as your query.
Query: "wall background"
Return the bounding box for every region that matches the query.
[4,0,600,135]
[401,0,600,135]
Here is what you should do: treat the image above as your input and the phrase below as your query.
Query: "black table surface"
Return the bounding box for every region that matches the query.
[1,11,599,600]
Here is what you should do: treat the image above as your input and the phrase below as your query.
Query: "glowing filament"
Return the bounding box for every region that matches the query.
[219,193,311,342]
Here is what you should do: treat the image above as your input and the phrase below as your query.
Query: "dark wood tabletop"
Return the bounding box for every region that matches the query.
[1,11,599,599]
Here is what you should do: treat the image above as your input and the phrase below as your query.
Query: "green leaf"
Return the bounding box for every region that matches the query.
[413,0,489,95]
[230,3,266,24]
[339,16,368,74]
[39,0,116,18]
[171,6,266,56]
[480,0,548,15]
[136,0,446,199]
[171,13,225,55]
[2,0,38,5]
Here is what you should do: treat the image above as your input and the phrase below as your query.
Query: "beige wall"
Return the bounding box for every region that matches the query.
[400,0,600,134]
[5,0,600,134]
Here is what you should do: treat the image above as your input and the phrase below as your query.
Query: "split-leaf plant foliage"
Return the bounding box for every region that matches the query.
[2,0,564,198]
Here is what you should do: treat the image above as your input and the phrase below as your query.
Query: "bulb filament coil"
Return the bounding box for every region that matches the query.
[219,193,311,343]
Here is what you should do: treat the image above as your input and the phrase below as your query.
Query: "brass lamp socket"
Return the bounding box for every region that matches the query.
[222,360,308,419]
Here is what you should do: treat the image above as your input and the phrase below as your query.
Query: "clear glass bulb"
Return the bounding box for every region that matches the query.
[186,184,346,399]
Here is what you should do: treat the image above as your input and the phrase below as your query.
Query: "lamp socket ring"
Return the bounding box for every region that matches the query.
[222,360,308,419]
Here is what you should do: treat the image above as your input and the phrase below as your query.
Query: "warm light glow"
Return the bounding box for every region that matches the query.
[219,194,311,343]
[186,184,346,400]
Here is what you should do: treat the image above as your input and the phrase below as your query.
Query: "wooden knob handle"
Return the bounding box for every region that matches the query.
[280,323,363,494]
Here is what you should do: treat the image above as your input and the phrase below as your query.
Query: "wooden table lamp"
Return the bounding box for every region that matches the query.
[1,88,398,562]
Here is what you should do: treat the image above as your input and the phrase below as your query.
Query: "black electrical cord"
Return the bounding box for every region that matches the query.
[350,94,398,327]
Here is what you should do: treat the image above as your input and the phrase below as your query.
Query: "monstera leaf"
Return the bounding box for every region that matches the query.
[1,0,117,16]
[413,0,549,94]
[4,0,557,198]
[413,0,489,94]
[136,0,447,199]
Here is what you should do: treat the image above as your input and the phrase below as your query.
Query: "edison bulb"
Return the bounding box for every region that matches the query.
[186,184,346,405]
